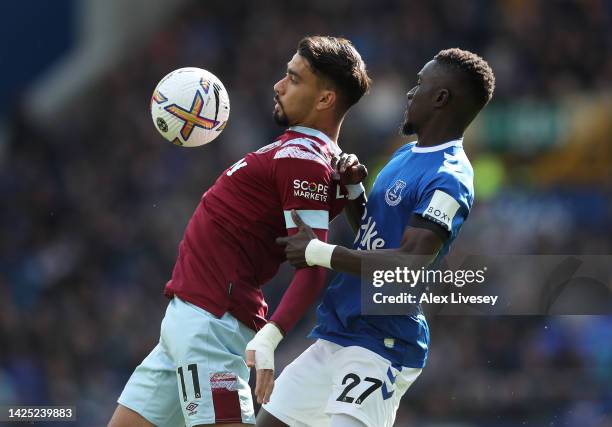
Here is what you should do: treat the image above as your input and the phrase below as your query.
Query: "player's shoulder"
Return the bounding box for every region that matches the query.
[426,164,472,192]
[272,126,339,168]
[439,148,473,182]
[419,148,474,199]
[417,141,473,180]
[389,142,416,160]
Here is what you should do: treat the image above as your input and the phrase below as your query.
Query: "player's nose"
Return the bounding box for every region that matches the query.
[273,78,285,95]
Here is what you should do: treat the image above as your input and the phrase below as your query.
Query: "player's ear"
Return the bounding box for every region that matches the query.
[316,89,336,111]
[433,88,450,108]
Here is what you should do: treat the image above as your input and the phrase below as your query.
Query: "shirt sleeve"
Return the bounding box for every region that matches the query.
[269,258,327,333]
[412,171,472,238]
[273,149,333,236]
[269,145,334,333]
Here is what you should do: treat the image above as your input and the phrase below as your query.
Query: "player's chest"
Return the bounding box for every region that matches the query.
[370,162,421,212]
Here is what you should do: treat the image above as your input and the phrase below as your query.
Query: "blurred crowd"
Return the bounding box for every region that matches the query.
[1,0,611,426]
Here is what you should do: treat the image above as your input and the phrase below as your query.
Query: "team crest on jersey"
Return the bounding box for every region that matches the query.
[385,180,406,206]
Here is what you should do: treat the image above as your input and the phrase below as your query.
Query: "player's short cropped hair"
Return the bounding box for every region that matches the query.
[434,48,495,109]
[298,35,371,111]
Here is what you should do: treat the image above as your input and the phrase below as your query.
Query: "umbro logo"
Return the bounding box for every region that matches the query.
[186,402,198,415]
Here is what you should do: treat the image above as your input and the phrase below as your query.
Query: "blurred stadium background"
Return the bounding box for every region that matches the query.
[1,0,611,426]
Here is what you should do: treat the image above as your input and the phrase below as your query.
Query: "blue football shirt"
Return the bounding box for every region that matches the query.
[310,139,474,368]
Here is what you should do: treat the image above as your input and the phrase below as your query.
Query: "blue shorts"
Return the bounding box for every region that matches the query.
[118,297,256,426]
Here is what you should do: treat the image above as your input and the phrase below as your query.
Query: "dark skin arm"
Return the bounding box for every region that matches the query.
[277,210,444,275]
[343,193,367,234]
[332,153,367,233]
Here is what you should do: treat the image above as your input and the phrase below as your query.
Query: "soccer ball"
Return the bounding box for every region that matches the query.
[150,67,230,147]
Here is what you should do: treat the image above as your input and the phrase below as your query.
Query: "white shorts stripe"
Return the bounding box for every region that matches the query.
[284,210,329,230]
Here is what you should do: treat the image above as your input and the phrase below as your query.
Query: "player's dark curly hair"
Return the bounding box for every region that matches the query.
[298,36,371,111]
[434,48,495,109]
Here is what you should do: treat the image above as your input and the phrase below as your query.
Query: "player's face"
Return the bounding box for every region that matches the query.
[273,53,321,127]
[402,60,437,136]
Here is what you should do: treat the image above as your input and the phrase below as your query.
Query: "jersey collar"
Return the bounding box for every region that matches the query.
[288,126,335,147]
[411,138,463,153]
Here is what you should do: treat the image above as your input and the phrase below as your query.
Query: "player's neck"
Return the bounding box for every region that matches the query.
[415,121,463,148]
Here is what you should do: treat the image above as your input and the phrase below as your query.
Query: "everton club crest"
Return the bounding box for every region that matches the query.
[385,180,406,206]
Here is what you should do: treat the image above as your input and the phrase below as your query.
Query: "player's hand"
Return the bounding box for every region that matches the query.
[332,152,368,185]
[245,323,283,404]
[276,210,317,268]
[245,349,275,404]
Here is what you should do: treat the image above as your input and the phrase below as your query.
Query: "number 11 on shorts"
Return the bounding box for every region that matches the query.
[177,364,201,401]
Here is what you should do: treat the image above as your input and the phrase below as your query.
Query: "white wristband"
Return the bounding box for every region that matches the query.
[245,323,283,370]
[305,239,337,268]
[346,183,365,200]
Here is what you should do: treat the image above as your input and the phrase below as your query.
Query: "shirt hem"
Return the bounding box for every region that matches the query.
[309,330,427,369]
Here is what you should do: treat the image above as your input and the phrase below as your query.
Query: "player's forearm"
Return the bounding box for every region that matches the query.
[269,266,327,334]
[330,246,437,277]
[344,193,367,233]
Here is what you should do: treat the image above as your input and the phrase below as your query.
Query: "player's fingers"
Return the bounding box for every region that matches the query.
[337,155,347,172]
[258,369,274,404]
[335,153,348,172]
[356,164,368,178]
[276,236,289,245]
[254,369,269,404]
[245,350,256,368]
[291,209,306,228]
[339,157,350,173]
[340,154,358,173]
[331,155,339,169]
[254,368,264,402]
[349,163,368,181]
[263,377,275,404]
